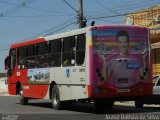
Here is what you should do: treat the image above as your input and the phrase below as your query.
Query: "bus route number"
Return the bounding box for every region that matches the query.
[117,89,130,93]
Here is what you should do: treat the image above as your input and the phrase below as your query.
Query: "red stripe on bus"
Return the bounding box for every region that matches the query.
[11,37,45,48]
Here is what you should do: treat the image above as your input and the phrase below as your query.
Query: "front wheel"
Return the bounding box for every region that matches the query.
[51,85,63,110]
[20,96,28,105]
[18,84,28,105]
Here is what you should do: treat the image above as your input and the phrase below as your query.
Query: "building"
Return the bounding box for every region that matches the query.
[125,5,160,77]
[125,5,160,43]
[0,72,7,78]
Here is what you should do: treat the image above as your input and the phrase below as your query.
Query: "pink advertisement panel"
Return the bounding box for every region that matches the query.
[92,27,150,88]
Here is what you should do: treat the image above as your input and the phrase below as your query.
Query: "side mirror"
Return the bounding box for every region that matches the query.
[4,56,8,70]
[4,56,11,70]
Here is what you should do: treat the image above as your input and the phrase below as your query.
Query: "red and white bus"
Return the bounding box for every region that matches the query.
[5,25,152,109]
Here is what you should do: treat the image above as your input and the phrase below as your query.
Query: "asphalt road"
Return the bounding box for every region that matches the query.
[0,96,160,120]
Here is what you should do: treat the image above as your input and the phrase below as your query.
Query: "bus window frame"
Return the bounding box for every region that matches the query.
[26,44,36,69]
[36,42,48,68]
[62,36,76,67]
[17,46,26,69]
[48,39,62,67]
[76,34,86,66]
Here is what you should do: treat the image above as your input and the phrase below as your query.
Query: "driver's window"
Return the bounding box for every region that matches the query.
[8,49,16,76]
[10,49,16,69]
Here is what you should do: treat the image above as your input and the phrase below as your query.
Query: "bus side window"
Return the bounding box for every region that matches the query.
[76,34,86,65]
[62,36,75,66]
[17,47,26,69]
[36,42,48,68]
[49,39,61,67]
[26,45,36,69]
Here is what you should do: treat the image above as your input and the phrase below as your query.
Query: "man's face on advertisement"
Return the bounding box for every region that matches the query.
[117,36,128,54]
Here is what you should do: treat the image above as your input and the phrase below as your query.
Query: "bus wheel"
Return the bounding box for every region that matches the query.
[20,96,29,105]
[94,100,114,110]
[18,85,28,105]
[51,85,62,110]
[135,100,143,108]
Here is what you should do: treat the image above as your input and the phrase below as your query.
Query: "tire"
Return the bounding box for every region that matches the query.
[51,85,62,110]
[20,96,28,105]
[18,84,28,105]
[94,99,114,110]
[135,100,143,108]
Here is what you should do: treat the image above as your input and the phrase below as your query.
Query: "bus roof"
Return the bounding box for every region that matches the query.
[10,37,45,49]
[10,27,88,49]
[10,24,148,49]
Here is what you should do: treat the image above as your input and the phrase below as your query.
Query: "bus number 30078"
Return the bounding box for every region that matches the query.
[117,89,130,93]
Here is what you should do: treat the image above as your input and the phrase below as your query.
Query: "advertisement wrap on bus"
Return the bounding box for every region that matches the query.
[88,26,152,99]
[5,25,152,110]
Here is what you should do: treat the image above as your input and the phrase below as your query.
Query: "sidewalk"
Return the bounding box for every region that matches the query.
[0,79,9,96]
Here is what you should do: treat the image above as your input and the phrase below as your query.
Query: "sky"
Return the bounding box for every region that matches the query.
[0,0,159,71]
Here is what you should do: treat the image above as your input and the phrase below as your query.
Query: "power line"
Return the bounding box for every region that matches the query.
[0,48,9,52]
[87,9,157,20]
[44,21,76,36]
[97,18,124,24]
[0,0,74,15]
[94,0,119,15]
[87,3,160,20]
[1,0,38,17]
[1,1,159,51]
[0,0,75,18]
[111,0,159,11]
[0,14,75,18]
[86,0,158,15]
[86,0,160,17]
[0,17,76,50]
[62,0,78,14]
[62,0,85,28]
[112,1,160,14]
[87,13,127,20]
[29,18,77,38]
[92,11,159,26]
[1,7,158,50]
[0,20,76,52]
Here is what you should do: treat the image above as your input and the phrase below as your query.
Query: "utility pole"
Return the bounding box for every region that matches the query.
[79,0,84,28]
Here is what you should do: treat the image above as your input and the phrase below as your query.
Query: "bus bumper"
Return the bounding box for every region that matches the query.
[88,82,153,99]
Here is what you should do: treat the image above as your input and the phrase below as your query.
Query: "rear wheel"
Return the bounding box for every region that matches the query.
[51,85,63,110]
[135,100,143,108]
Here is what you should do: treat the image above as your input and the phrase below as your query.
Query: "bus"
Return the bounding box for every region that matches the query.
[5,25,152,110]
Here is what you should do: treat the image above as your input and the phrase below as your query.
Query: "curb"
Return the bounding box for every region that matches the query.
[0,92,9,96]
